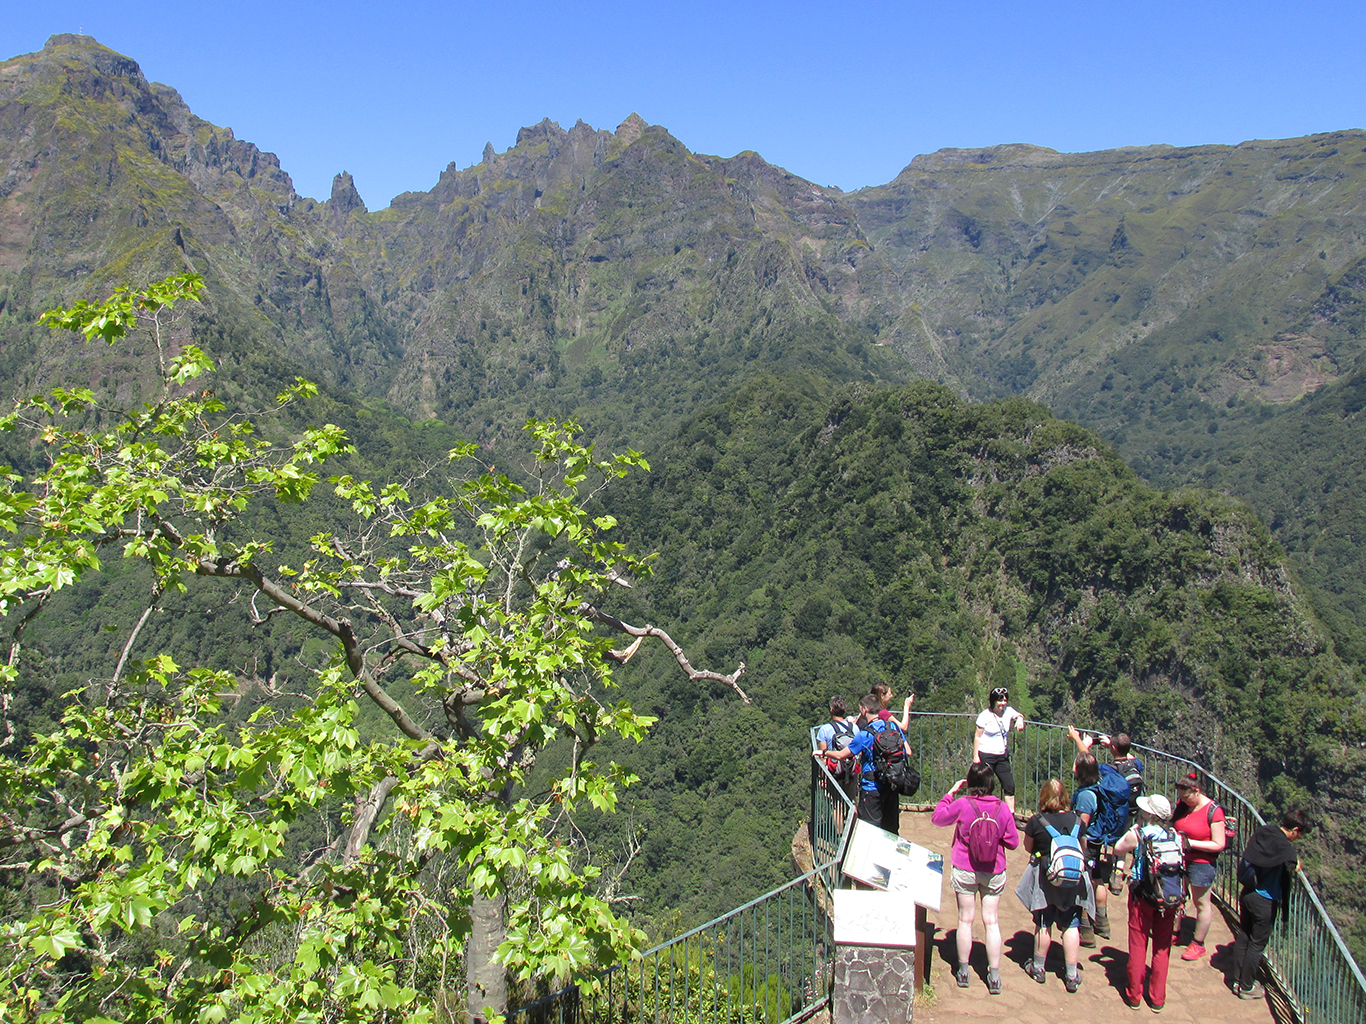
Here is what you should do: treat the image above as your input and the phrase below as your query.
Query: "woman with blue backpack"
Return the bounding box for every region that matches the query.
[1016,779,1093,993]
[932,762,1020,994]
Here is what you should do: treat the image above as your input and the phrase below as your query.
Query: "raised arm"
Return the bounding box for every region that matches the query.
[1067,725,1093,756]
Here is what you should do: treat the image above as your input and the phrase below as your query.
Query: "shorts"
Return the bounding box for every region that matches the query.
[1033,904,1083,932]
[951,867,1006,897]
[1087,842,1115,884]
[978,751,1015,796]
[1187,861,1217,888]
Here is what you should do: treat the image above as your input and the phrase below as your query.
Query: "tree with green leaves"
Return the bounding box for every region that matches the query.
[0,275,747,1023]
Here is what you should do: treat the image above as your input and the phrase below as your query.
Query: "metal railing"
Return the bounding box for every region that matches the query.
[508,714,1365,1024]
[895,712,1366,1024]
[507,762,855,1024]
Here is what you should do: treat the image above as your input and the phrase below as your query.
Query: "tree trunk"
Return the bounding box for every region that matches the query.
[465,890,507,1023]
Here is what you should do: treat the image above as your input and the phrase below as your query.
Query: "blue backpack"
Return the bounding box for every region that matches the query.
[1090,763,1133,845]
[1043,820,1086,889]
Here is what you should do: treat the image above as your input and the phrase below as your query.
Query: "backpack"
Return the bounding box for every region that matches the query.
[1236,857,1260,889]
[1091,763,1133,845]
[1042,820,1086,889]
[966,799,1003,870]
[871,723,920,797]
[1208,801,1236,850]
[1115,755,1144,801]
[824,719,859,781]
[1137,825,1188,909]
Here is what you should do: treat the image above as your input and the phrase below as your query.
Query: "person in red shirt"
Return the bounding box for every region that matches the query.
[1171,771,1226,961]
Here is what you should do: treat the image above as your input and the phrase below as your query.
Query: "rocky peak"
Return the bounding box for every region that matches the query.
[329,171,367,216]
[41,34,146,85]
[515,117,565,148]
[614,112,648,146]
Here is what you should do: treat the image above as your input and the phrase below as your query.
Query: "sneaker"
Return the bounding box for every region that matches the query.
[1025,962,1047,985]
[1181,942,1207,961]
[987,975,1002,995]
[956,966,970,989]
[1064,972,1081,994]
[1109,876,1125,896]
[1150,1003,1164,1013]
[1123,993,1143,1010]
[1237,982,1266,1000]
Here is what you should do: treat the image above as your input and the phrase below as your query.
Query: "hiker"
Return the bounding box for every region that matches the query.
[1068,735,1132,945]
[870,680,913,732]
[1113,794,1184,1012]
[1016,779,1093,993]
[972,686,1025,814]
[1071,728,1146,889]
[932,762,1020,995]
[1171,771,1226,962]
[815,695,859,807]
[818,694,911,831]
[1105,732,1145,892]
[1230,808,1312,1001]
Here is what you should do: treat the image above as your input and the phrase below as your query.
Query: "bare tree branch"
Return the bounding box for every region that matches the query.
[581,604,750,703]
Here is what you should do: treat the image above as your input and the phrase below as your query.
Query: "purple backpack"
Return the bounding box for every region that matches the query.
[966,799,1002,869]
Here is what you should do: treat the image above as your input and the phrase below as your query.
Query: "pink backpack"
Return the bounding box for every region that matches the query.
[966,799,1002,870]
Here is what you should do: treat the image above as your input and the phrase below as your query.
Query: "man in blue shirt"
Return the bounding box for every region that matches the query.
[818,693,911,832]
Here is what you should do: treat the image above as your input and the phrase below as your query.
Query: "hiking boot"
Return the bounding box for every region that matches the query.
[1237,982,1266,1000]
[1181,941,1207,961]
[1108,875,1125,896]
[1025,961,1047,985]
[1093,913,1111,940]
[1079,923,1096,947]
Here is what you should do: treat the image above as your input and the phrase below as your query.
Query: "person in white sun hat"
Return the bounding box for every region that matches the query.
[1112,793,1182,1012]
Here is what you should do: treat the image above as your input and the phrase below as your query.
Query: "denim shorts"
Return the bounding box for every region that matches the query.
[951,867,1006,897]
[1187,861,1217,889]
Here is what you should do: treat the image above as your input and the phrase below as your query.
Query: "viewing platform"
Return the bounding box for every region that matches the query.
[510,713,1363,1024]
[892,808,1282,1024]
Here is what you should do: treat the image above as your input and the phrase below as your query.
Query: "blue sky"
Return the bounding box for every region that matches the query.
[6,1,1364,209]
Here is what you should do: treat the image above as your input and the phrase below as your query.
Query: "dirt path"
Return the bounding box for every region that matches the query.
[895,809,1289,1024]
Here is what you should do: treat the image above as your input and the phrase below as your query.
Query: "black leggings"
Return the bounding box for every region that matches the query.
[979,751,1015,796]
[1233,891,1277,988]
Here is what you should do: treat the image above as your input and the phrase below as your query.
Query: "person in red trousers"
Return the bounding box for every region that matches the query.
[1112,794,1181,1012]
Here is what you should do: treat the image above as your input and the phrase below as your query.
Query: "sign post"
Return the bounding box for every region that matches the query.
[831,820,945,1020]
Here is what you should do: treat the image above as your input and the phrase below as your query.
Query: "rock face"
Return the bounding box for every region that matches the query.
[329,171,366,216]
[5,36,1366,664]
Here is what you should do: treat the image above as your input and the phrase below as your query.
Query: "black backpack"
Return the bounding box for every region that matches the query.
[871,723,921,797]
[824,719,859,781]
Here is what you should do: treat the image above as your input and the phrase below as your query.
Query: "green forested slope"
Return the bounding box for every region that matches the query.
[585,377,1364,949]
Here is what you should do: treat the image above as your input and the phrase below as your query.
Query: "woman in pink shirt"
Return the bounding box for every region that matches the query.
[932,761,1021,994]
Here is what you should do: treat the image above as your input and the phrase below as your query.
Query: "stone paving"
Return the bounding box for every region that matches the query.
[894,809,1289,1024]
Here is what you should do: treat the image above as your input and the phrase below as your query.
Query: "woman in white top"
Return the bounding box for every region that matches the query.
[973,686,1025,813]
